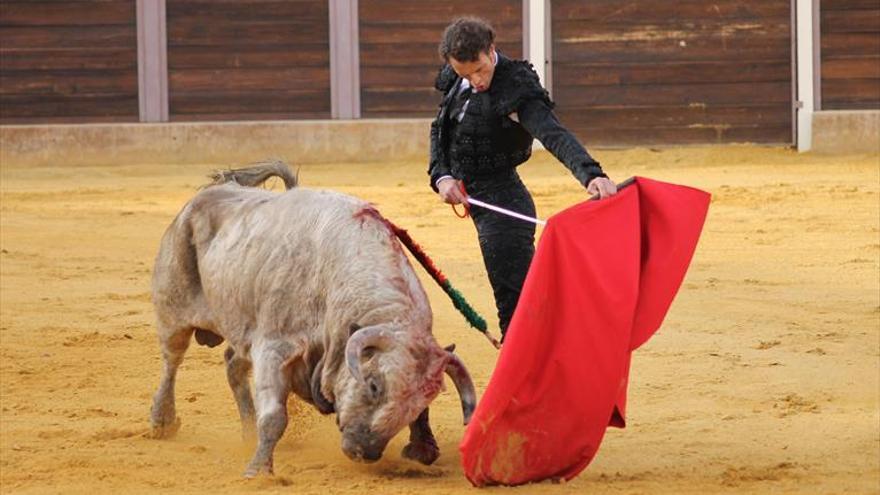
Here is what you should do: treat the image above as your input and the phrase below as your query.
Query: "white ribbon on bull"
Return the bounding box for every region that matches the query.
[344,326,476,424]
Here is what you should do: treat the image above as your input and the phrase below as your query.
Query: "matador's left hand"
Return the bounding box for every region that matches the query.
[587,177,618,199]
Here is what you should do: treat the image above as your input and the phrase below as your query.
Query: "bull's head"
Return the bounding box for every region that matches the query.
[333,323,475,463]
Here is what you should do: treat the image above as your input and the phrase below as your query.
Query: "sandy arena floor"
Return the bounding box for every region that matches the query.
[1,146,878,494]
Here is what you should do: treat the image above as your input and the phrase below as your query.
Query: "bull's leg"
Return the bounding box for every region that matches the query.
[243,342,292,478]
[402,408,440,465]
[225,347,256,441]
[150,326,194,439]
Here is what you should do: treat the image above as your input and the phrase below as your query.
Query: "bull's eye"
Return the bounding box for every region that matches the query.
[367,377,382,400]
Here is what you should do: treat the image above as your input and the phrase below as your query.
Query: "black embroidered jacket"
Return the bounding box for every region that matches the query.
[428,53,606,192]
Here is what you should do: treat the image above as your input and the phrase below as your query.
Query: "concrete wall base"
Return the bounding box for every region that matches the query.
[811,110,880,154]
[0,119,432,167]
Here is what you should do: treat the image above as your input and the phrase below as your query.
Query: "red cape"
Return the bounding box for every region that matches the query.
[459,177,710,486]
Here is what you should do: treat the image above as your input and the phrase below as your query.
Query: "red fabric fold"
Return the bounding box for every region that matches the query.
[459,177,710,486]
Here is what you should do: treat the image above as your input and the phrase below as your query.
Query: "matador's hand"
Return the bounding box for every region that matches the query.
[437,177,467,205]
[587,177,618,199]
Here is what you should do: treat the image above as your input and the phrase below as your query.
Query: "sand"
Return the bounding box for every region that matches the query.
[1,146,878,494]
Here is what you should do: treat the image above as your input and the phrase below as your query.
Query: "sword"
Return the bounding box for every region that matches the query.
[465,197,547,226]
[465,177,636,226]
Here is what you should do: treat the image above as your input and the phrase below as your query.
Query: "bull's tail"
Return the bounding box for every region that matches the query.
[206,159,298,190]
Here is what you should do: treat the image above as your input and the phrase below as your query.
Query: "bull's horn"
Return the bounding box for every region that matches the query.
[344,325,395,383]
[445,351,476,425]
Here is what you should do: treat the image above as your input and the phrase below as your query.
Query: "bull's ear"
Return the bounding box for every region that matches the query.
[345,324,396,383]
[349,324,384,359]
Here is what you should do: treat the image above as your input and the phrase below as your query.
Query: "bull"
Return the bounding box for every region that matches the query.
[148,161,476,477]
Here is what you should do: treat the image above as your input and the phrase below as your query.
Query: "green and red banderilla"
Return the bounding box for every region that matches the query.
[386,221,501,349]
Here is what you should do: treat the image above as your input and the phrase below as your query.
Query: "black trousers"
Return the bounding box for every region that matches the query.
[465,171,536,340]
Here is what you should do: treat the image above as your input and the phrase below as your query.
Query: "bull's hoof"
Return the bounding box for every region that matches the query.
[402,440,440,465]
[149,417,181,439]
[243,462,274,479]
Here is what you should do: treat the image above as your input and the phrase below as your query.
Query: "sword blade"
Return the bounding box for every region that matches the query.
[465,197,547,226]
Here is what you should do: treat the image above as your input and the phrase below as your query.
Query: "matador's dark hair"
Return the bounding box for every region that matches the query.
[438,17,496,62]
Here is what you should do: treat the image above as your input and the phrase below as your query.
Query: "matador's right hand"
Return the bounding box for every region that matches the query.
[437,177,467,205]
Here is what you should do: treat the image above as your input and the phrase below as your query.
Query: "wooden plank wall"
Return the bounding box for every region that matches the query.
[551,0,793,145]
[821,0,880,110]
[359,1,522,118]
[166,0,330,121]
[0,0,139,124]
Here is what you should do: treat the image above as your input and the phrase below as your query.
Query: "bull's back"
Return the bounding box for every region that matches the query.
[179,186,398,333]
[197,187,372,262]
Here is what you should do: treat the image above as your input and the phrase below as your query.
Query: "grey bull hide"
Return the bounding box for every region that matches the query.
[149,161,476,477]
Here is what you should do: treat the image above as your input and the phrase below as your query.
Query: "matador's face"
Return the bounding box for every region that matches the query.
[448,46,496,93]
